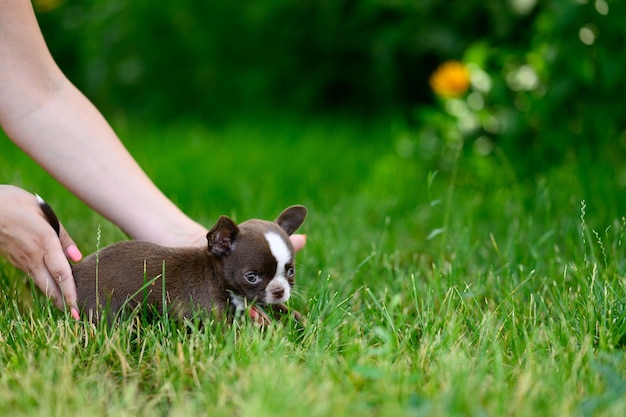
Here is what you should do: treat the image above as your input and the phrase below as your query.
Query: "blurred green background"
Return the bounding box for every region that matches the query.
[2,3,626,413]
[33,0,626,222]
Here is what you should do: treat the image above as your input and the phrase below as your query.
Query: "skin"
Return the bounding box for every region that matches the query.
[0,1,306,318]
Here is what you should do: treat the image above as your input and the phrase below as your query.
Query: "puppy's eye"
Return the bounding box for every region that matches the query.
[244,272,260,284]
[286,266,295,277]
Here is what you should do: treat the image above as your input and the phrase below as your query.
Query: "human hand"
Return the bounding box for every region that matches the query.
[290,234,306,252]
[0,185,82,319]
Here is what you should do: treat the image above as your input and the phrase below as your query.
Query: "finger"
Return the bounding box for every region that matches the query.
[34,269,79,319]
[290,234,306,252]
[58,223,82,262]
[42,239,79,314]
[29,264,65,310]
[249,305,271,326]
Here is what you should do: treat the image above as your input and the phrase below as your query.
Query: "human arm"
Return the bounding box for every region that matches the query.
[0,1,308,249]
[0,1,306,314]
[0,0,208,247]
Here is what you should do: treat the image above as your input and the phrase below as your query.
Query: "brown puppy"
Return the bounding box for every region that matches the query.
[37,195,306,325]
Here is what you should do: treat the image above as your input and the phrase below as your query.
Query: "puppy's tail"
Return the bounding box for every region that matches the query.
[36,194,61,237]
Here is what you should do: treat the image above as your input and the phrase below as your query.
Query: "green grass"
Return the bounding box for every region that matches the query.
[1,114,626,416]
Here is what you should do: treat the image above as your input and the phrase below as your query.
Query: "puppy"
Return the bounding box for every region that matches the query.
[37,195,306,325]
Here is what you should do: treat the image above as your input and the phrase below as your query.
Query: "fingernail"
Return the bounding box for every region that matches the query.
[67,245,83,262]
[249,308,258,320]
[71,308,80,320]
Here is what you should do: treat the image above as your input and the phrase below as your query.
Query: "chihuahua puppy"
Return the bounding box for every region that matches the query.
[37,195,306,325]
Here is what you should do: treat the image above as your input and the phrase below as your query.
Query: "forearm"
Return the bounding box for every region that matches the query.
[0,1,205,247]
[2,81,206,245]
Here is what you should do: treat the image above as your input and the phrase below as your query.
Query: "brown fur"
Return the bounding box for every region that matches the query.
[68,206,307,324]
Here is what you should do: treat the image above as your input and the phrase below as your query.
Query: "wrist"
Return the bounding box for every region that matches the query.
[130,217,207,248]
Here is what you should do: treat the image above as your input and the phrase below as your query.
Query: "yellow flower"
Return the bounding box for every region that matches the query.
[429,61,471,98]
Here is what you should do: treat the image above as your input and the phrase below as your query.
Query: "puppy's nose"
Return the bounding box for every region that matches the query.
[271,287,285,299]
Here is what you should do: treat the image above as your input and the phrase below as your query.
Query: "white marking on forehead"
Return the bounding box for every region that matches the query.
[264,231,291,270]
[264,231,293,303]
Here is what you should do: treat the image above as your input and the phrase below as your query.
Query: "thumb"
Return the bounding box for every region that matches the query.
[59,223,83,262]
[290,234,306,252]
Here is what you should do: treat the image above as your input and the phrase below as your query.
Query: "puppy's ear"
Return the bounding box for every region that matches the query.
[206,216,239,256]
[275,205,307,235]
